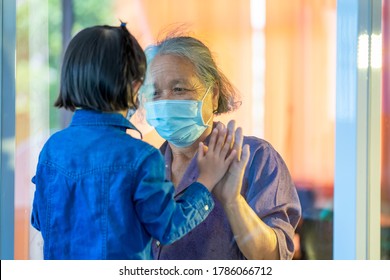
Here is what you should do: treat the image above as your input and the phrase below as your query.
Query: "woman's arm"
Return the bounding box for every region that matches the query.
[223,195,280,260]
[212,120,300,260]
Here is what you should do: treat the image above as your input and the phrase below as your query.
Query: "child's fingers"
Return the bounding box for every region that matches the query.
[221,133,233,159]
[198,142,205,160]
[214,127,227,154]
[225,149,237,166]
[208,128,218,151]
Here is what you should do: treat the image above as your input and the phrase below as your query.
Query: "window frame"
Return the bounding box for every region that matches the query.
[0,0,16,260]
[334,0,381,259]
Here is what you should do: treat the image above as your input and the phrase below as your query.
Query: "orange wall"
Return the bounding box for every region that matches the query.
[265,0,336,192]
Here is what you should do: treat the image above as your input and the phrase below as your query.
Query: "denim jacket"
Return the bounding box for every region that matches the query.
[31,109,214,259]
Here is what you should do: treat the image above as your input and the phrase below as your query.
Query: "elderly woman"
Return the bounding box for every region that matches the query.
[141,35,301,260]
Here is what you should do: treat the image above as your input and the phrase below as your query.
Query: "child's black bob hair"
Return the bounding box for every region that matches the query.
[55,24,146,112]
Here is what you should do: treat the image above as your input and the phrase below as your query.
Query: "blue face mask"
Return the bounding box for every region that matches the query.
[144,87,212,147]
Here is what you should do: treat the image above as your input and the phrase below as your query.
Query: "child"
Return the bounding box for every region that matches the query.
[30,24,244,259]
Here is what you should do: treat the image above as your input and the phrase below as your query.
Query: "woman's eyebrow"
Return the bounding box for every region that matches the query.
[168,79,190,86]
[151,79,200,90]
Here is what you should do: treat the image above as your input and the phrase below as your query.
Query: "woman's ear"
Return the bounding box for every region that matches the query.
[132,80,143,94]
[212,86,219,112]
[129,80,143,108]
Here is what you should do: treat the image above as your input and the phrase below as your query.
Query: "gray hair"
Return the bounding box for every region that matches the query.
[141,35,241,114]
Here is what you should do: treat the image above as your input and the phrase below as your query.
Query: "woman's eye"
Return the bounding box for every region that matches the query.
[173,87,188,94]
[152,91,161,100]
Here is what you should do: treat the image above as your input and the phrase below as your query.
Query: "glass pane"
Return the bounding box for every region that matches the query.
[265,0,336,259]
[15,0,336,259]
[15,0,51,260]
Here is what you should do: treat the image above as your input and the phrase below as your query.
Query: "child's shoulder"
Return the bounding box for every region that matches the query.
[120,134,164,167]
[122,133,161,155]
[121,132,157,148]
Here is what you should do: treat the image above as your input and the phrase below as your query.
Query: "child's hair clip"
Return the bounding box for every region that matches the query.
[120,21,127,27]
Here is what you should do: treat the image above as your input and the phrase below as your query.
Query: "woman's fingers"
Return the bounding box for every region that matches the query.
[240,144,250,167]
[226,120,236,149]
[233,127,243,160]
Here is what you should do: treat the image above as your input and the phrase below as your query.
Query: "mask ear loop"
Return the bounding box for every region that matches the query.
[201,86,212,101]
[200,86,213,126]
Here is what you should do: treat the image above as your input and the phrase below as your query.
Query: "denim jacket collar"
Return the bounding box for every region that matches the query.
[70,109,140,134]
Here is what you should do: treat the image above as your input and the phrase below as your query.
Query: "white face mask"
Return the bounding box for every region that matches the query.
[144,87,212,147]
